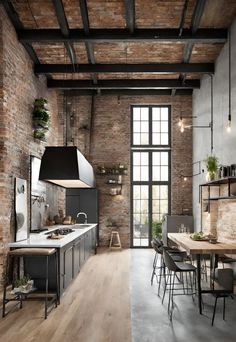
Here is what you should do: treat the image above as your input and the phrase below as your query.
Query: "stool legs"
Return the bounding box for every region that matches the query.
[109,231,122,250]
[45,255,49,319]
[2,250,59,319]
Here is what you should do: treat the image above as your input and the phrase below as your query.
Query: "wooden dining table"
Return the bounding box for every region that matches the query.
[168,233,236,314]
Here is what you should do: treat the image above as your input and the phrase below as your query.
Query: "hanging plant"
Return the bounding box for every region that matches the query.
[32,97,50,141]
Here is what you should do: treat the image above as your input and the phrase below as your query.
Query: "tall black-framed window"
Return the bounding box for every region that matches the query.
[131,105,171,247]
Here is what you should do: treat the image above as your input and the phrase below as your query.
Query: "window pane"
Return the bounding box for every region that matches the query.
[152,108,160,120]
[161,166,169,181]
[152,186,160,199]
[133,185,140,199]
[160,200,168,213]
[140,185,149,199]
[152,133,160,145]
[133,166,140,181]
[133,107,140,120]
[161,152,168,166]
[134,200,141,213]
[153,166,160,181]
[140,133,149,145]
[153,121,160,132]
[141,153,148,165]
[140,200,148,214]
[141,107,149,120]
[133,133,140,145]
[160,185,168,199]
[153,152,160,165]
[161,121,168,133]
[161,107,168,120]
[141,166,149,181]
[133,152,140,165]
[141,121,149,133]
[133,121,140,132]
[161,133,168,145]
[153,200,159,213]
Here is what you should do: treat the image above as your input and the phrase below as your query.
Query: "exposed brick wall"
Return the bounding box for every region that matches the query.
[62,94,192,248]
[0,6,64,286]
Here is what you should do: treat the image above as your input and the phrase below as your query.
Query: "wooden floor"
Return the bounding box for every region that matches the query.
[0,248,131,342]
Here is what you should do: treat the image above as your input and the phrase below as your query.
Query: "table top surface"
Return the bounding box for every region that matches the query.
[168,233,236,255]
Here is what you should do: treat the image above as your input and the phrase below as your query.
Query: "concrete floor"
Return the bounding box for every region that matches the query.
[130,249,236,342]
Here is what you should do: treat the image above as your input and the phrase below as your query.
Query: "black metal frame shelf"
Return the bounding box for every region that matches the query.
[199,176,236,226]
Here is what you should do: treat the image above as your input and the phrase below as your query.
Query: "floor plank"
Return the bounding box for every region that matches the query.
[0,248,131,342]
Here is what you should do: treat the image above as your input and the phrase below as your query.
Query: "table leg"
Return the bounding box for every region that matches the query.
[196,254,202,314]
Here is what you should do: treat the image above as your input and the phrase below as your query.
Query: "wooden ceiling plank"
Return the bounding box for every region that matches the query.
[47,79,200,89]
[52,0,77,66]
[35,63,214,74]
[2,0,40,64]
[17,28,227,43]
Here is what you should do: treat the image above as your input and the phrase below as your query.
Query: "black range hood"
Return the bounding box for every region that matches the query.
[39,146,96,188]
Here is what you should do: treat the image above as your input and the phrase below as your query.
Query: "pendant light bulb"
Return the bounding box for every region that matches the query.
[183,177,187,182]
[226,115,231,133]
[178,117,183,127]
[180,124,184,133]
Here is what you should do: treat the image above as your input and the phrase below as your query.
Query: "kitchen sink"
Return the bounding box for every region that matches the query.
[76,224,91,228]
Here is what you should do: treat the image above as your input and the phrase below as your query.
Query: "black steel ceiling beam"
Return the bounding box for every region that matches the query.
[47,79,200,89]
[17,28,227,43]
[64,89,193,96]
[2,0,40,64]
[52,0,77,66]
[35,63,214,74]
[182,0,207,63]
[79,0,97,84]
[180,0,207,85]
[124,0,135,33]
[191,0,207,33]
[179,0,189,37]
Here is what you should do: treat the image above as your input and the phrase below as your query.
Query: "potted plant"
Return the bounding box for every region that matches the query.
[13,275,33,293]
[32,97,50,141]
[204,154,218,181]
[152,220,162,239]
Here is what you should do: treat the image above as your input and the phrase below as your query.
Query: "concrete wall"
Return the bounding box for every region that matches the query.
[192,19,236,241]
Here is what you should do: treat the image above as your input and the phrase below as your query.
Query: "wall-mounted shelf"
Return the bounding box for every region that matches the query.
[96,165,127,195]
[200,176,236,225]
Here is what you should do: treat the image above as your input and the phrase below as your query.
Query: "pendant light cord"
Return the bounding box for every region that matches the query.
[210,74,213,153]
[229,28,231,122]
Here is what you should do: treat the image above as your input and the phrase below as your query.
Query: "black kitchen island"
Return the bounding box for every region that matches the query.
[8,224,97,296]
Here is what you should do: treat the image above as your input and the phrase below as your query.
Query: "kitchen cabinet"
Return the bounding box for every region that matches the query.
[66,188,99,243]
[62,244,73,290]
[73,238,81,276]
[24,226,97,296]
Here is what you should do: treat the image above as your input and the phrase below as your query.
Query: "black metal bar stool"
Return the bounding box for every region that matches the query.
[2,248,59,319]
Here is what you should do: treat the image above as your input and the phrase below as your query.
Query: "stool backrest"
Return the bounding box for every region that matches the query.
[217,268,234,293]
[151,239,163,254]
[163,248,178,272]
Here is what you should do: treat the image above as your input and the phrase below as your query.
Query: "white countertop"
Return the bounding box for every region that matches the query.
[8,224,97,248]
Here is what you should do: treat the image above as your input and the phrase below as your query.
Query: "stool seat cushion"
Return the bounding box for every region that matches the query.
[9,248,56,256]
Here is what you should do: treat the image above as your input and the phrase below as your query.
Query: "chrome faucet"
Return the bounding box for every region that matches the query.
[77,212,88,224]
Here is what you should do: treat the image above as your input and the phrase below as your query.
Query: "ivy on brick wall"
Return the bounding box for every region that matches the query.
[32,97,50,141]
